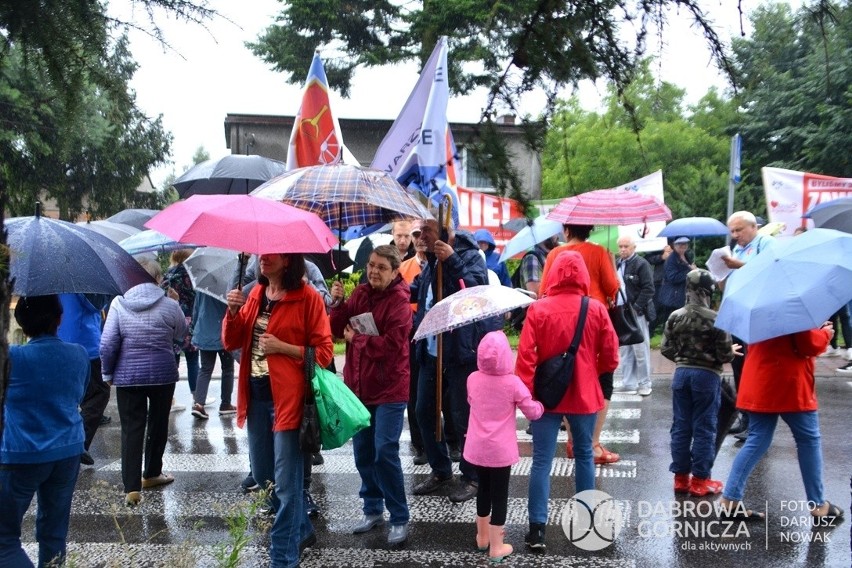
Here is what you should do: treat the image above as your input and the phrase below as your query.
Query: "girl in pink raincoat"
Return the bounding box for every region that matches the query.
[464,330,544,563]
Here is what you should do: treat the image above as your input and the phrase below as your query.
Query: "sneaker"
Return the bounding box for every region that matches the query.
[191,403,209,420]
[525,523,546,551]
[614,385,638,395]
[448,479,478,503]
[240,474,261,494]
[204,396,216,407]
[674,473,691,494]
[312,452,324,465]
[819,346,840,357]
[99,414,112,425]
[846,348,852,361]
[689,477,723,497]
[219,404,237,416]
[412,474,453,495]
[304,490,319,518]
[638,385,652,396]
[837,361,852,376]
[170,403,185,413]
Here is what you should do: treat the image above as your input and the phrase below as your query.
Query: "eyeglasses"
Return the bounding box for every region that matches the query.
[367,261,393,272]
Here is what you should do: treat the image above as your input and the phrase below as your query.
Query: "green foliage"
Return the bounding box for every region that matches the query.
[0,37,172,219]
[540,63,732,222]
[731,1,851,212]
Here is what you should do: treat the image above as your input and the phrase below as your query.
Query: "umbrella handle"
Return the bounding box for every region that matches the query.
[237,253,247,291]
[434,193,453,442]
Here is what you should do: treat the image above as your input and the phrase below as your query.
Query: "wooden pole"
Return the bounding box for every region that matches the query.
[435,195,452,441]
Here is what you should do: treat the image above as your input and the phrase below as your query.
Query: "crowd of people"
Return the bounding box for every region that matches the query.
[0,211,846,567]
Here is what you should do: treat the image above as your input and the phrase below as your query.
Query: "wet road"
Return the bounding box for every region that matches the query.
[21,352,851,567]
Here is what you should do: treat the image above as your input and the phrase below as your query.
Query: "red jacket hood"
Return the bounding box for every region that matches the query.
[543,250,590,297]
[477,331,515,376]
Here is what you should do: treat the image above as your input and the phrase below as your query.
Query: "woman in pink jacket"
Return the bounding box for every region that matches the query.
[465,330,543,563]
[515,251,620,551]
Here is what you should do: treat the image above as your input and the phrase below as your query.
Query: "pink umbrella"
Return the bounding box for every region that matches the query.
[145,194,337,255]
[546,189,672,226]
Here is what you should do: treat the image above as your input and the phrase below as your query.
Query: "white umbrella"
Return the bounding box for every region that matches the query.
[413,285,534,341]
[499,215,562,262]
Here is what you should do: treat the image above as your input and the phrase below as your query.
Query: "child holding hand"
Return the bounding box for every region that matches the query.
[464,331,544,563]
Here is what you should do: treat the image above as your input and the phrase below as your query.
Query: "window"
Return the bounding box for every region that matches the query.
[460,147,493,191]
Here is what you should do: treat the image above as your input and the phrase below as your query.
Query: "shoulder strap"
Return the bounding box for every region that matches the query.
[567,296,589,356]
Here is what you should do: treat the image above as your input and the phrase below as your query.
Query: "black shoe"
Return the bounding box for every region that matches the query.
[413,474,453,495]
[299,532,317,554]
[80,451,94,466]
[448,479,478,503]
[449,447,461,462]
[304,490,319,518]
[728,418,745,435]
[99,415,112,425]
[241,474,260,494]
[525,424,532,435]
[413,450,427,466]
[525,523,546,551]
[312,452,324,466]
[733,429,748,442]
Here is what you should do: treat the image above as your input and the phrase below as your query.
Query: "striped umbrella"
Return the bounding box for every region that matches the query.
[546,189,672,226]
[251,163,434,230]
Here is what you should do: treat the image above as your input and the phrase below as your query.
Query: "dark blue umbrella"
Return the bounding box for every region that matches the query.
[6,208,155,296]
[657,217,729,238]
[173,155,287,198]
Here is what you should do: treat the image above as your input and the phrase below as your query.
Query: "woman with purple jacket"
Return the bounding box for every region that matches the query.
[100,258,187,507]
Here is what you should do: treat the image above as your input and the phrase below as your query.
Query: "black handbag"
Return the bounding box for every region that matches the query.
[609,288,644,346]
[534,296,589,409]
[299,346,322,453]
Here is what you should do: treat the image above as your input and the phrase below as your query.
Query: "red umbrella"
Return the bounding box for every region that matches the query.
[145,194,337,255]
[546,189,672,226]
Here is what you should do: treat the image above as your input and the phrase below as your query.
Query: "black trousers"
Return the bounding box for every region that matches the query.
[80,358,110,450]
[475,465,511,525]
[715,338,749,450]
[116,383,175,493]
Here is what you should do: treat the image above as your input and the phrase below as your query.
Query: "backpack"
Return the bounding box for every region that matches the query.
[508,248,548,331]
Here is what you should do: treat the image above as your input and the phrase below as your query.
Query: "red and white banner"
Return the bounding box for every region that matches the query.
[763,167,852,236]
[457,187,523,249]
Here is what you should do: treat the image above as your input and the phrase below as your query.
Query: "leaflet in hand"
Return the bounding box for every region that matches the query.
[706,246,733,282]
[350,312,379,336]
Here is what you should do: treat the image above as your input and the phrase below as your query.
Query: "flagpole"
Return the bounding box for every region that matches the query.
[435,196,446,441]
[726,133,741,219]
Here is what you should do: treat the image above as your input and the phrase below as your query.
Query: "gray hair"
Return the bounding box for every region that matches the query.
[137,257,162,281]
[727,211,757,226]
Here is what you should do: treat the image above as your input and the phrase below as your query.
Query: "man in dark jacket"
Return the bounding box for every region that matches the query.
[410,218,499,503]
[616,235,656,396]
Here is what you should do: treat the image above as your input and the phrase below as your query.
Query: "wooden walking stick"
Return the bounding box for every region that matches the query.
[435,194,452,441]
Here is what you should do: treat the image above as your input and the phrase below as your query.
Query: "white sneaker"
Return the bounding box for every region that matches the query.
[837,362,852,375]
[846,348,852,361]
[170,404,186,413]
[204,397,216,407]
[638,385,652,396]
[819,347,839,357]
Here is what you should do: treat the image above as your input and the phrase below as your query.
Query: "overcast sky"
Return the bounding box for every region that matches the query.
[115,1,774,188]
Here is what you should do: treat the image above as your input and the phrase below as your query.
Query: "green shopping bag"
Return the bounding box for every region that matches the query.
[311,367,371,450]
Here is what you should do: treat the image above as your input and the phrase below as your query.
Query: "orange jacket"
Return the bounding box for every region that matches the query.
[399,255,423,312]
[737,329,831,413]
[222,283,333,431]
[540,242,619,305]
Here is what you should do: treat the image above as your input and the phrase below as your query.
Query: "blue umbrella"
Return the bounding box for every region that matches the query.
[804,197,852,234]
[6,211,154,296]
[657,217,729,238]
[498,216,562,262]
[715,228,852,343]
[119,229,198,255]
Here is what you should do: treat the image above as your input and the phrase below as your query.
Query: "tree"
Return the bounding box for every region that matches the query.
[731,1,851,212]
[540,67,733,221]
[248,0,739,204]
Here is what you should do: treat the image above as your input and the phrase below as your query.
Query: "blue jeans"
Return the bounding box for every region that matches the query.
[193,349,235,406]
[177,349,200,393]
[247,399,312,568]
[353,402,409,525]
[669,368,721,479]
[528,412,596,524]
[0,456,80,568]
[415,355,453,480]
[723,411,825,505]
[618,315,651,390]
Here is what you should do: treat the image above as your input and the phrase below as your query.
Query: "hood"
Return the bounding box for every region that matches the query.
[473,229,496,253]
[685,269,714,309]
[118,282,167,312]
[542,250,590,297]
[476,330,515,376]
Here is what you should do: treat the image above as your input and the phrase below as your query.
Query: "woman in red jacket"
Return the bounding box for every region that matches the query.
[330,245,413,546]
[516,251,620,550]
[223,253,333,568]
[719,324,844,525]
